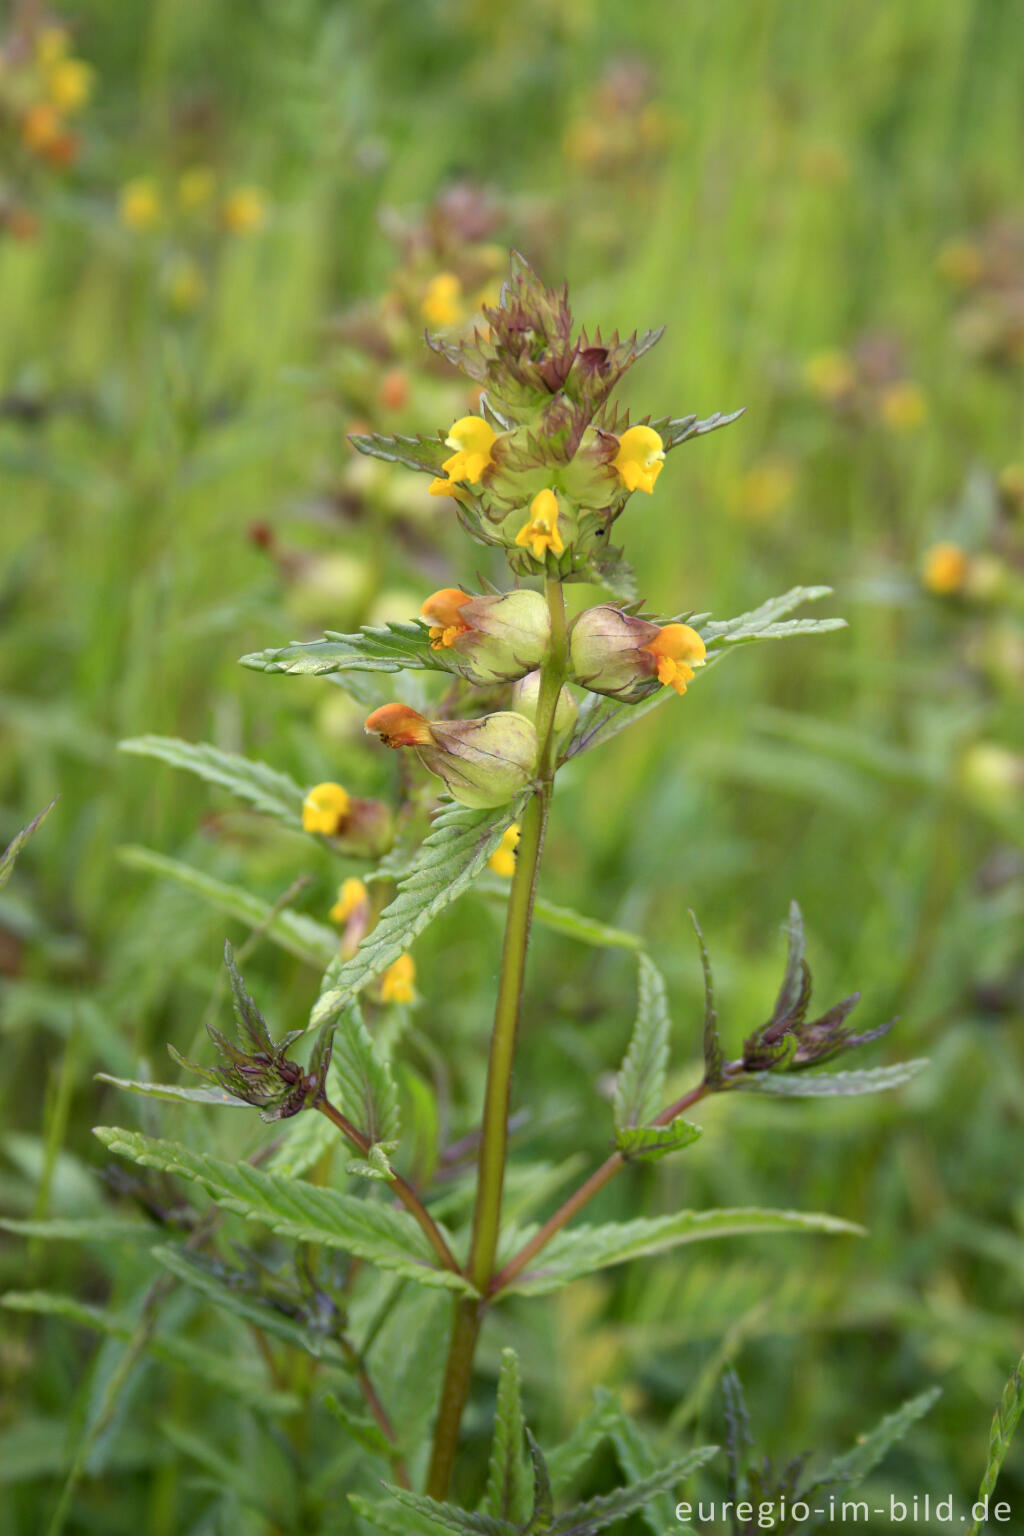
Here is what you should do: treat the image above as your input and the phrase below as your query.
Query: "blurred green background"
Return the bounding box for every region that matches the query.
[2,1,1023,1531]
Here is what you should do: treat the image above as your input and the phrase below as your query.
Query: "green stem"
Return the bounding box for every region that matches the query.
[425,579,567,1499]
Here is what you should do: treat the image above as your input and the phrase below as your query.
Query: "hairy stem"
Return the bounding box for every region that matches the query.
[426,580,568,1498]
[490,1079,712,1295]
[317,1098,460,1275]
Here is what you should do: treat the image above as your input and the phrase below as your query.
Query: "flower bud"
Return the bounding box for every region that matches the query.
[420,587,550,684]
[510,669,578,736]
[364,704,537,809]
[569,606,706,701]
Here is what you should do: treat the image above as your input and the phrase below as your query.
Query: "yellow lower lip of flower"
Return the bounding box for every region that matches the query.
[302,781,351,833]
[515,489,564,560]
[330,877,368,925]
[644,623,706,695]
[613,426,665,495]
[380,952,416,1004]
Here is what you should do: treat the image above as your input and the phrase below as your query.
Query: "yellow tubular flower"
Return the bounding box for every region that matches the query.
[922,543,969,596]
[330,877,368,925]
[440,415,497,486]
[119,178,162,231]
[489,823,521,878]
[380,953,416,1004]
[420,588,472,649]
[612,426,665,495]
[421,271,463,328]
[642,623,707,695]
[302,781,351,834]
[515,489,564,560]
[222,186,267,234]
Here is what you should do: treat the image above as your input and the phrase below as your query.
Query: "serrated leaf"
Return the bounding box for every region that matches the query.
[524,1430,554,1534]
[334,1006,400,1146]
[117,846,337,968]
[93,1127,472,1294]
[267,1108,338,1179]
[478,881,644,952]
[349,430,450,474]
[119,737,304,824]
[350,1492,455,1536]
[323,1391,395,1458]
[1,1290,300,1414]
[381,1487,516,1536]
[614,1120,701,1162]
[484,1348,529,1524]
[150,1245,347,1364]
[546,1392,623,1495]
[311,801,525,1029]
[967,1358,1024,1535]
[772,901,810,1025]
[816,1387,941,1491]
[733,1061,928,1097]
[701,586,844,647]
[0,797,57,890]
[604,1396,674,1536]
[346,1142,397,1181]
[502,1208,863,1297]
[547,1445,719,1535]
[96,1073,249,1108]
[613,955,671,1133]
[239,620,447,678]
[689,912,724,1088]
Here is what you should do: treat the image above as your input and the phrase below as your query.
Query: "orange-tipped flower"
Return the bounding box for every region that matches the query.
[365,705,537,809]
[419,587,550,683]
[569,606,706,700]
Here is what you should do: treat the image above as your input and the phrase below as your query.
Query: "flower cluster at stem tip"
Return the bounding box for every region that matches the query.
[345,255,728,812]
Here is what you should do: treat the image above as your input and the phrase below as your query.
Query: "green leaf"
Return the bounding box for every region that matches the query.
[613,955,671,1133]
[0,797,57,890]
[93,1127,472,1294]
[817,1387,941,1491]
[524,1430,555,1534]
[967,1359,1024,1535]
[350,1492,455,1536]
[604,1395,675,1536]
[239,620,447,678]
[614,1120,701,1162]
[334,1005,400,1146]
[478,881,644,952]
[483,1348,530,1524]
[689,911,724,1088]
[1,1290,300,1414]
[547,1445,719,1535]
[0,1216,154,1242]
[349,429,450,474]
[117,846,337,968]
[701,586,845,647]
[323,1391,395,1459]
[546,1392,623,1495]
[311,801,525,1028]
[96,1073,249,1108]
[733,1061,928,1097]
[150,1245,348,1364]
[381,1488,516,1536]
[502,1208,863,1297]
[118,737,304,824]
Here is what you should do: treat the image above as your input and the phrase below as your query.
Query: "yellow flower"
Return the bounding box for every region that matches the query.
[642,623,706,695]
[421,271,463,328]
[119,178,162,231]
[178,166,216,211]
[420,588,472,649]
[922,542,969,596]
[612,425,665,494]
[804,349,854,401]
[879,381,927,433]
[937,239,983,289]
[47,58,94,114]
[380,953,416,1004]
[515,489,565,560]
[489,823,521,878]
[222,186,267,234]
[438,415,497,487]
[330,877,368,925]
[302,781,350,834]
